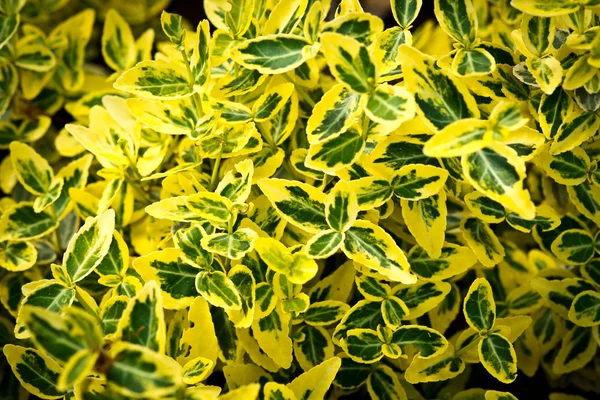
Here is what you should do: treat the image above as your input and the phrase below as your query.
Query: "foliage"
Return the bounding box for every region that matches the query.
[1,0,600,399]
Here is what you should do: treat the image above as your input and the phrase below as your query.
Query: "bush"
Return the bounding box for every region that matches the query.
[1,0,599,399]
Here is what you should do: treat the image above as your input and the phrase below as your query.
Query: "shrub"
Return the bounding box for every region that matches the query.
[1,0,600,399]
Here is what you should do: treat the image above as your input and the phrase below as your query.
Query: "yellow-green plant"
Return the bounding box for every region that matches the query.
[2,0,600,399]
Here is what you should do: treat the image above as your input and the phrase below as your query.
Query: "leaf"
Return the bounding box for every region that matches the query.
[252,82,295,121]
[365,84,415,126]
[551,111,600,155]
[343,328,384,363]
[182,356,213,385]
[201,228,257,260]
[293,325,335,371]
[373,27,411,79]
[133,248,198,310]
[464,278,496,332]
[57,348,97,391]
[264,382,297,400]
[460,217,505,267]
[305,230,344,259]
[3,345,65,399]
[0,58,17,114]
[226,264,256,328]
[478,333,517,383]
[462,143,534,219]
[264,0,309,35]
[0,14,19,51]
[306,128,365,174]
[100,296,128,339]
[381,297,409,329]
[452,48,496,76]
[191,19,211,89]
[258,178,328,233]
[539,146,590,186]
[0,203,58,242]
[568,291,600,327]
[255,237,318,284]
[116,281,166,353]
[393,281,451,319]
[392,164,448,200]
[114,59,192,99]
[160,10,185,45]
[391,325,448,358]
[408,243,477,281]
[252,303,293,369]
[14,281,75,339]
[178,297,218,369]
[511,0,579,17]
[325,180,358,232]
[9,141,54,196]
[102,9,135,71]
[398,45,479,131]
[567,181,600,226]
[0,241,37,271]
[423,119,488,158]
[19,308,86,364]
[506,204,560,233]
[434,0,477,45]
[107,342,183,398]
[538,88,571,139]
[304,300,350,326]
[367,364,408,400]
[521,14,554,56]
[196,271,242,310]
[231,34,319,74]
[14,42,56,72]
[401,191,447,259]
[391,0,422,28]
[216,159,254,203]
[552,325,597,374]
[405,342,464,383]
[527,56,562,94]
[306,84,364,145]
[320,32,376,94]
[185,192,232,223]
[464,192,506,224]
[287,357,341,400]
[64,209,115,283]
[225,0,255,37]
[551,229,594,265]
[343,220,416,284]
[531,277,595,319]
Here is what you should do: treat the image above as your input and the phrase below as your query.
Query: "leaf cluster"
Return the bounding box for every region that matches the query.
[1,0,600,400]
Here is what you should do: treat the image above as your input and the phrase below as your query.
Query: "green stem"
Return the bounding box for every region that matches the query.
[47,206,62,253]
[179,48,204,115]
[361,113,370,140]
[209,151,223,192]
[455,335,481,357]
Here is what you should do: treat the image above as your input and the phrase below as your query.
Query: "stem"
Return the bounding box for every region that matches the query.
[284,73,316,108]
[361,113,370,140]
[209,151,223,192]
[124,154,153,204]
[124,174,153,204]
[180,48,204,116]
[47,206,62,253]
[283,157,300,180]
[455,335,481,357]
[577,6,586,33]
